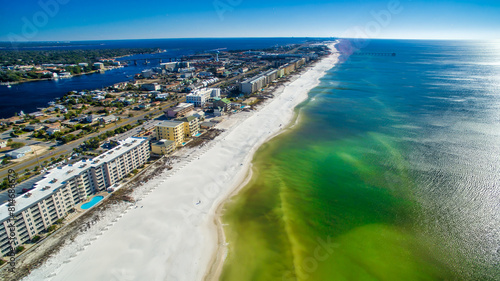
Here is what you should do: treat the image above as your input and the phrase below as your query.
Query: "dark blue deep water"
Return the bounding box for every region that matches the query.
[0,37,317,118]
[220,39,500,280]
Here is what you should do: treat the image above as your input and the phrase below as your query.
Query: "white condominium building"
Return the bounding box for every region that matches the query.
[0,137,150,257]
[239,69,278,94]
[186,88,221,107]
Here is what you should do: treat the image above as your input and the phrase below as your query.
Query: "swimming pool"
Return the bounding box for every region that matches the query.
[81,196,104,210]
[194,133,201,137]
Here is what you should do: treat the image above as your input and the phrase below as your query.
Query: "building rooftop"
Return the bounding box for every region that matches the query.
[0,137,147,222]
[176,103,193,109]
[90,137,146,165]
[175,116,197,122]
[157,121,183,128]
[152,139,175,147]
[8,146,32,154]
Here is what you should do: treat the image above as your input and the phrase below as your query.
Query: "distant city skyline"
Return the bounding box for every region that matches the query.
[1,0,499,42]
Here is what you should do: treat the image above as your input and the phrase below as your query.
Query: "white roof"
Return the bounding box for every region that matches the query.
[7,146,32,155]
[0,137,147,222]
[157,120,183,128]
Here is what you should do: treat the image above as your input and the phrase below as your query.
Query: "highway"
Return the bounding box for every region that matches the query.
[0,98,182,180]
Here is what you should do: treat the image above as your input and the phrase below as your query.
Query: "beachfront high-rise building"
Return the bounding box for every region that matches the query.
[0,137,149,257]
[175,116,200,138]
[239,69,278,94]
[155,121,185,147]
[155,117,200,146]
[185,88,221,107]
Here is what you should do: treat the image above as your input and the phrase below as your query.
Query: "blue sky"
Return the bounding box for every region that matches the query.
[1,0,499,41]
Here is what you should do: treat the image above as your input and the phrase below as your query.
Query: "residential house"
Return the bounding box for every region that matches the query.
[46,117,64,123]
[84,114,100,123]
[5,116,23,125]
[24,124,43,131]
[155,93,169,100]
[99,115,117,124]
[46,127,61,136]
[138,103,150,110]
[27,111,44,118]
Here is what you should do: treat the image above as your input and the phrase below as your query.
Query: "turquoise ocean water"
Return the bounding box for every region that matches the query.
[221,39,500,281]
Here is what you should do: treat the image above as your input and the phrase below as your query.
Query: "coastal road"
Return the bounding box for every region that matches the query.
[0,98,182,180]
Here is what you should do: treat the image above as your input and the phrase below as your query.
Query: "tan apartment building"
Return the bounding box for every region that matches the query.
[175,116,200,138]
[151,139,176,155]
[155,121,185,147]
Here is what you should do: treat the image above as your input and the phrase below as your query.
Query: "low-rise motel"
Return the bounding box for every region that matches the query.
[0,137,149,257]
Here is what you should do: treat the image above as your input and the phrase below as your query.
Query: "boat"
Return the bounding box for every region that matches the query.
[6,82,11,88]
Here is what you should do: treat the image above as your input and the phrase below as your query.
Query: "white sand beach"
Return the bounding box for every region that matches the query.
[23,42,340,281]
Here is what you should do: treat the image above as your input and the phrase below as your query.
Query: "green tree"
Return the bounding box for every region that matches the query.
[2,158,11,165]
[10,142,25,149]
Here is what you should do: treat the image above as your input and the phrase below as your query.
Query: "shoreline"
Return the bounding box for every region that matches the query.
[22,42,340,281]
[205,42,340,281]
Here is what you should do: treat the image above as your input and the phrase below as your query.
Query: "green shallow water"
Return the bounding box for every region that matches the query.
[220,40,500,281]
[221,131,454,281]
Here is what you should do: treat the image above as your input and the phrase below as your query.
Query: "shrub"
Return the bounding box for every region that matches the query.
[31,235,41,243]
[47,225,56,232]
[16,246,25,253]
[10,142,25,149]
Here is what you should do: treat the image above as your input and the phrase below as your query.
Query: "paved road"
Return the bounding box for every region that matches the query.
[0,98,181,180]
